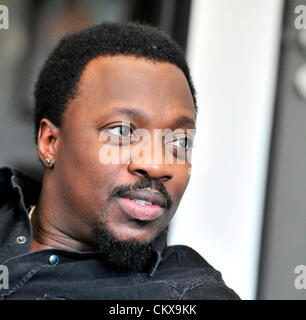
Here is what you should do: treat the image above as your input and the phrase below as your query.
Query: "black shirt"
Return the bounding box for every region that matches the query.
[0,167,240,300]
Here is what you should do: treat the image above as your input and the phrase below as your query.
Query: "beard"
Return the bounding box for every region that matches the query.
[92,222,155,272]
[91,178,172,272]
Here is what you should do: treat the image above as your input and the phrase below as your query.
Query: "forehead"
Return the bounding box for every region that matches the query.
[65,55,195,126]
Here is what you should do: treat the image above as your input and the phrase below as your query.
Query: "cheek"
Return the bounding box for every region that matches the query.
[55,134,119,209]
[172,164,191,198]
[162,164,190,223]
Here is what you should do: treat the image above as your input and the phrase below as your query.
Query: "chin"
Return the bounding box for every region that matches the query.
[92,222,155,271]
[111,220,162,244]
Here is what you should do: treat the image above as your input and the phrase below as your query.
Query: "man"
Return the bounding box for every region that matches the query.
[0,22,239,300]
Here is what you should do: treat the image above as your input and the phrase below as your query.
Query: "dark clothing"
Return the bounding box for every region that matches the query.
[0,167,240,300]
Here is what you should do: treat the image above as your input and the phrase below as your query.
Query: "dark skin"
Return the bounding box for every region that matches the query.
[30,55,196,252]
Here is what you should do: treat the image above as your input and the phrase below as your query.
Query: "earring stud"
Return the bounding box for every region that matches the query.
[45,159,52,166]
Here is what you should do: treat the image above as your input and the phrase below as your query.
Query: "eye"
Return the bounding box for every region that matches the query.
[171,137,193,150]
[101,123,136,146]
[107,124,133,137]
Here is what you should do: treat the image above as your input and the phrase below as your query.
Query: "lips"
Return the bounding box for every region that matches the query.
[119,189,167,208]
[117,189,167,221]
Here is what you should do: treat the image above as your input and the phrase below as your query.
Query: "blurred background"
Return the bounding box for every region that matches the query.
[0,0,305,300]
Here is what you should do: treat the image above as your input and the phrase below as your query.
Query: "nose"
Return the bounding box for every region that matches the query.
[128,162,174,181]
[128,138,174,181]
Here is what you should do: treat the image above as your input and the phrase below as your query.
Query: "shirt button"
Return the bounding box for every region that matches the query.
[48,255,60,265]
[16,236,27,244]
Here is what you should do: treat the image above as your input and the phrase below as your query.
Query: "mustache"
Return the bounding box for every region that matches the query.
[109,179,173,210]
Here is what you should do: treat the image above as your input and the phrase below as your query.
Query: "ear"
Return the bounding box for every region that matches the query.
[37,118,60,168]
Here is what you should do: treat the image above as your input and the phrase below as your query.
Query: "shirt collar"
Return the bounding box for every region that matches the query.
[148,226,168,277]
[0,166,167,277]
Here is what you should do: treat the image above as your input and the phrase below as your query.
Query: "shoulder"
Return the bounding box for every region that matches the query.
[0,166,17,207]
[0,166,40,209]
[0,166,15,186]
[157,244,240,300]
[162,244,220,274]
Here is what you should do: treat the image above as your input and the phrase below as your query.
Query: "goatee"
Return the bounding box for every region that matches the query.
[93,223,154,272]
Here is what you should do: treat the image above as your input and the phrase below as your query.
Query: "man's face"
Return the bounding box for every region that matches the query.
[50,55,195,257]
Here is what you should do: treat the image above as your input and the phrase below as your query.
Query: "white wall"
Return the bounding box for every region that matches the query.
[168,0,283,300]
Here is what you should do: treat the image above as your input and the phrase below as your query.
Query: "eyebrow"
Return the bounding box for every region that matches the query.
[104,107,150,122]
[173,115,196,129]
[104,107,196,128]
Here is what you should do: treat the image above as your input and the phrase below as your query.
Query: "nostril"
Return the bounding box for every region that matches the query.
[162,175,172,182]
[135,169,148,177]
[128,162,174,181]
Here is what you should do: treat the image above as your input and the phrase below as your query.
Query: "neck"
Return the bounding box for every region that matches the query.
[29,178,97,253]
[29,205,96,252]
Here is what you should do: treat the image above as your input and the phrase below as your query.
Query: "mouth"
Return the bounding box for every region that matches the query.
[117,189,167,221]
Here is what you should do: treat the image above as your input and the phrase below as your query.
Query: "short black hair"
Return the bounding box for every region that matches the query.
[34,22,197,143]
